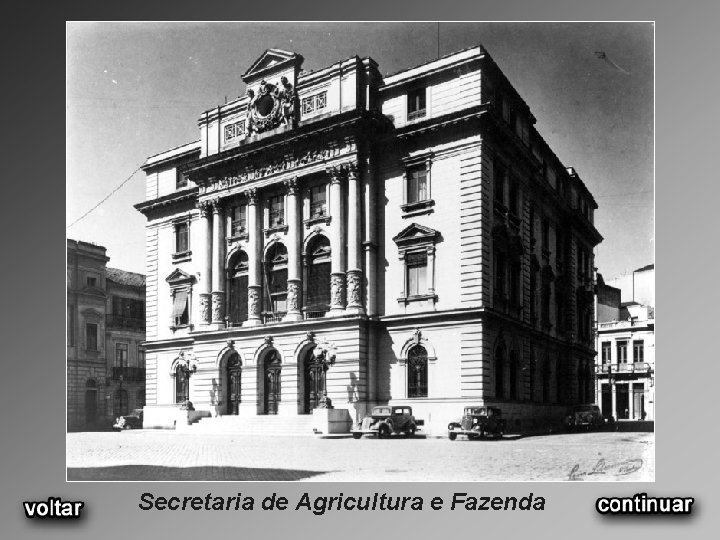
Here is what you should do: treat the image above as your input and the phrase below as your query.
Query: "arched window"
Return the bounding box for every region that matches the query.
[495,341,506,399]
[175,364,189,404]
[542,356,551,404]
[114,388,129,416]
[304,235,331,316]
[407,345,428,398]
[227,251,249,325]
[264,243,288,320]
[509,349,520,400]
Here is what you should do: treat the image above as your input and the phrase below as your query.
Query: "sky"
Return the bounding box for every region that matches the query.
[66,21,654,279]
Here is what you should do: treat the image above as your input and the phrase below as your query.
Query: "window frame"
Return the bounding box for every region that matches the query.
[85,323,98,352]
[400,154,434,216]
[406,345,428,398]
[172,217,192,262]
[393,223,439,306]
[115,342,129,368]
[617,340,628,364]
[406,87,427,121]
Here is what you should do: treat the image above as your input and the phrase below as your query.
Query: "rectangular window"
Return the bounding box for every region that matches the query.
[602,342,611,364]
[309,185,327,218]
[494,163,506,206]
[86,276,97,287]
[406,251,427,296]
[115,343,128,368]
[542,218,550,252]
[407,165,428,204]
[407,88,426,120]
[175,222,189,254]
[268,195,285,227]
[86,323,97,351]
[224,120,246,143]
[172,289,189,327]
[633,340,644,363]
[230,205,247,236]
[617,341,628,363]
[301,91,327,115]
[176,170,188,189]
[509,261,521,306]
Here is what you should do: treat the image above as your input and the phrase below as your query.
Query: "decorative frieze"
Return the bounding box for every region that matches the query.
[248,286,262,319]
[198,140,356,195]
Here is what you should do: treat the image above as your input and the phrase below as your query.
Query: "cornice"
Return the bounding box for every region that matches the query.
[134,187,198,216]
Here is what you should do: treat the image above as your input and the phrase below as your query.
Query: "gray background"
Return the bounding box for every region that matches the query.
[3,0,718,537]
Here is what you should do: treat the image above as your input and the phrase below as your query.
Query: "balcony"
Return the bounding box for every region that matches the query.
[112,367,146,382]
[597,363,652,374]
[106,314,145,330]
[263,313,286,324]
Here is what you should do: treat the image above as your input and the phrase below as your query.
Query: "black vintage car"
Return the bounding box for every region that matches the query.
[563,404,604,431]
[113,408,143,431]
[448,406,506,440]
[351,406,423,439]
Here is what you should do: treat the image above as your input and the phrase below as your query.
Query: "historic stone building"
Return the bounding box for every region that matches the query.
[67,239,146,430]
[135,46,602,434]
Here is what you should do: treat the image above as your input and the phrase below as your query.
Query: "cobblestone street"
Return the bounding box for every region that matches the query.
[67,430,654,482]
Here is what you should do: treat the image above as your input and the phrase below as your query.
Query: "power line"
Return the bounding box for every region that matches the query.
[67,164,142,230]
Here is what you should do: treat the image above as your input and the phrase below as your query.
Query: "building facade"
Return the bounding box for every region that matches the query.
[136,46,602,434]
[67,240,146,430]
[595,266,655,421]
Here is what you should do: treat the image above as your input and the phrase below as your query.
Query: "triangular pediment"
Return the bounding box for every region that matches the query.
[165,268,194,285]
[242,49,303,83]
[393,223,440,245]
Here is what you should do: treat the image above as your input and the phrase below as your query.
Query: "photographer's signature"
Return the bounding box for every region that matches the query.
[568,458,643,480]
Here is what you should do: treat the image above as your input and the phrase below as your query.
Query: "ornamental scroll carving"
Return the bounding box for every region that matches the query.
[248,287,261,318]
[330,274,345,308]
[199,294,211,324]
[287,281,300,312]
[346,270,362,307]
[198,141,356,195]
[211,291,225,323]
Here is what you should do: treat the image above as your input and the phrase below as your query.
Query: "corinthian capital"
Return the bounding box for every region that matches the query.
[284,177,299,196]
[210,198,223,214]
[197,200,213,218]
[246,188,259,205]
[326,166,343,184]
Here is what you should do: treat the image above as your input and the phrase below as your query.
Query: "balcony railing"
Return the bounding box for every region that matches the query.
[263,313,286,324]
[597,362,652,374]
[112,367,146,382]
[303,310,327,320]
[106,315,145,330]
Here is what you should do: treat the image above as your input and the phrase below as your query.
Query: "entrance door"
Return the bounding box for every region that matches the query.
[226,353,241,415]
[263,351,282,415]
[616,385,629,420]
[84,390,97,427]
[303,351,325,414]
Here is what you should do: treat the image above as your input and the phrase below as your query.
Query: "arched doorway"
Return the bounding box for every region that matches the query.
[301,347,325,414]
[263,350,282,415]
[226,352,242,415]
[85,379,97,427]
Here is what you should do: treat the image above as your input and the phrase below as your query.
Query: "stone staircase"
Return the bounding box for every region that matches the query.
[188,414,318,437]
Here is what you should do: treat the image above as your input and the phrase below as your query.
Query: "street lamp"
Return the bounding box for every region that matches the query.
[312,341,336,409]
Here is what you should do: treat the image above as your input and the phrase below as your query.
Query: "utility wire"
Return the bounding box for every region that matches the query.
[67,164,142,229]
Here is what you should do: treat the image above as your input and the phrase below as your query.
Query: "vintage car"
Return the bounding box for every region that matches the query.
[351,405,423,439]
[564,404,604,431]
[447,406,506,440]
[113,408,143,431]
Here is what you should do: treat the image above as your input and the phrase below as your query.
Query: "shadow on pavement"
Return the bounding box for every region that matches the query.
[67,465,327,481]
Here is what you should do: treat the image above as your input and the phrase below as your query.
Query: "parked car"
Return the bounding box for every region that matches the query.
[564,404,604,431]
[448,406,506,440]
[351,405,423,439]
[113,409,143,431]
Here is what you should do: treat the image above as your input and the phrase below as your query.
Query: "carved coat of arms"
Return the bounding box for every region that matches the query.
[246,77,296,135]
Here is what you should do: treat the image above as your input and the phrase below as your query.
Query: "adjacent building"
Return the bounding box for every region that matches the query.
[135,46,602,434]
[595,265,655,421]
[67,240,146,430]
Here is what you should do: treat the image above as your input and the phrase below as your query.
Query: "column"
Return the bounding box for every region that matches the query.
[611,382,617,420]
[284,178,303,321]
[328,166,346,313]
[211,198,226,326]
[345,163,365,314]
[197,200,213,325]
[363,157,377,317]
[245,188,263,326]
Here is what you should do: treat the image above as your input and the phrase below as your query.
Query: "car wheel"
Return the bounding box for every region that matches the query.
[406,425,416,438]
[448,432,457,441]
[352,432,362,440]
[123,424,133,430]
[378,425,390,439]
